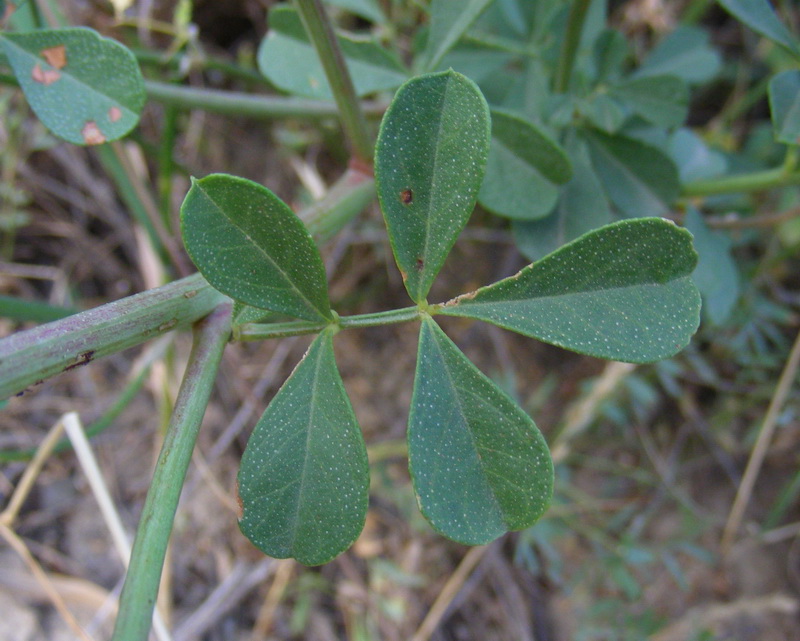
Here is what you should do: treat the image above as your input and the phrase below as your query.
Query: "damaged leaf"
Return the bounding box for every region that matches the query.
[438,218,701,363]
[0,27,145,145]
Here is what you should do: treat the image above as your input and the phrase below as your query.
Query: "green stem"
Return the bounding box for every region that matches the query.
[144,79,386,121]
[293,0,374,162]
[554,0,591,93]
[682,166,800,196]
[0,273,226,399]
[237,306,422,341]
[111,302,232,641]
[235,319,330,341]
[133,48,264,84]
[337,306,421,329]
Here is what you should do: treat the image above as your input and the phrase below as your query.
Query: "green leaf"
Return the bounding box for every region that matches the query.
[610,75,689,128]
[257,6,407,100]
[0,27,145,145]
[769,70,800,145]
[585,129,680,218]
[668,128,728,184]
[408,317,553,545]
[375,70,490,303]
[326,0,387,24]
[513,138,611,260]
[237,328,369,566]
[684,207,739,326]
[180,174,332,322]
[635,26,721,85]
[478,109,572,221]
[438,218,701,363]
[717,0,800,59]
[423,0,496,71]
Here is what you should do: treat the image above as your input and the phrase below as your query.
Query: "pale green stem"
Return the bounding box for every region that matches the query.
[0,273,226,399]
[293,0,374,162]
[144,80,386,121]
[111,302,232,641]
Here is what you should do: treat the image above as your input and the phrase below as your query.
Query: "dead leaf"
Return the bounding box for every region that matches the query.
[41,45,67,69]
[108,106,122,123]
[31,64,60,86]
[81,121,106,146]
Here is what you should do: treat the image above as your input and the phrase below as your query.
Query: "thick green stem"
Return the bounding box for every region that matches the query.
[0,273,226,399]
[554,0,592,94]
[144,79,386,121]
[111,302,232,641]
[293,0,374,162]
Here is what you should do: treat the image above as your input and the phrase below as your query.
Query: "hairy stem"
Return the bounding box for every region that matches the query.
[0,273,226,399]
[111,302,232,641]
[293,0,374,162]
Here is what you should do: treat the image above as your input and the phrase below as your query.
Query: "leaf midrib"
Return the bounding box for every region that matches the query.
[197,182,329,321]
[1,32,139,117]
[425,321,506,529]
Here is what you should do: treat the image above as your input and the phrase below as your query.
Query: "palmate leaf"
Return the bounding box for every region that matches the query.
[0,27,144,145]
[237,328,369,566]
[375,70,490,303]
[409,318,553,545]
[180,174,332,322]
[439,218,701,363]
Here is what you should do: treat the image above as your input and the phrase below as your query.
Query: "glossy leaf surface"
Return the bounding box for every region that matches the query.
[769,70,800,145]
[585,130,680,218]
[0,27,144,144]
[439,218,701,363]
[409,318,553,545]
[238,329,369,566]
[718,0,800,58]
[375,71,490,303]
[181,174,332,322]
[478,109,572,220]
[257,6,406,100]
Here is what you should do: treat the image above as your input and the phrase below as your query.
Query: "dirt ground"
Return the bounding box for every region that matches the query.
[2,1,800,640]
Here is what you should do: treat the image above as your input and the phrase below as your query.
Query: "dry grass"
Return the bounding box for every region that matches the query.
[2,2,800,640]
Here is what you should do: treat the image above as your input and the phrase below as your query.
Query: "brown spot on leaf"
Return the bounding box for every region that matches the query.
[400,189,413,205]
[415,257,424,271]
[108,106,123,122]
[41,45,67,69]
[235,480,244,520]
[81,121,106,145]
[31,64,60,85]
